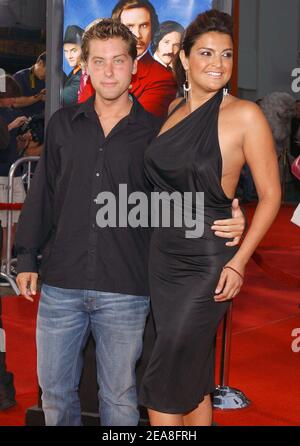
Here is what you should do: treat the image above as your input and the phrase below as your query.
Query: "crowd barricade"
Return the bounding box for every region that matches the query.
[0,157,40,295]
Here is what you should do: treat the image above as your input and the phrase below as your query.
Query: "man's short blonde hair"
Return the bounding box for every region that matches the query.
[82,19,137,63]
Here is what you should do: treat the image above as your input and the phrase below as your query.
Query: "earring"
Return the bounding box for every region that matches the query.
[223,88,229,97]
[183,71,191,101]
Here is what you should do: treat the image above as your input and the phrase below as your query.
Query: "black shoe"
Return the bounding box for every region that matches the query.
[0,372,16,410]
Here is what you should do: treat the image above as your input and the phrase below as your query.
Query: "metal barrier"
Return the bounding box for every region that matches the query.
[0,157,40,295]
[213,301,251,410]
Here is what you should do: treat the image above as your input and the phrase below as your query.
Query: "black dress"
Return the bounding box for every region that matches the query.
[139,89,239,414]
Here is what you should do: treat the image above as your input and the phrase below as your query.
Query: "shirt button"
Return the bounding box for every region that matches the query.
[99,147,104,152]
[96,173,100,177]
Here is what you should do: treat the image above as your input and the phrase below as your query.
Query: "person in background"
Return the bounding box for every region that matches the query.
[260,92,296,157]
[0,99,18,411]
[260,92,296,198]
[152,21,184,70]
[0,75,28,268]
[291,99,300,157]
[13,52,46,117]
[63,25,85,106]
[79,0,177,118]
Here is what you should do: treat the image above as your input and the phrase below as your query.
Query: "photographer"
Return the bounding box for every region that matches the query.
[0,75,31,271]
[13,52,46,117]
[0,103,17,411]
[16,114,44,157]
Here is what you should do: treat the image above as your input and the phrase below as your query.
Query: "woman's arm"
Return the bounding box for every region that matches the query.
[215,102,281,301]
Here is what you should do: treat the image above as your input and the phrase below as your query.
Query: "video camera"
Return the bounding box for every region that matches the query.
[18,113,45,145]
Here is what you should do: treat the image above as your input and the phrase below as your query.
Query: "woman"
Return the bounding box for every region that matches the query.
[139,10,281,426]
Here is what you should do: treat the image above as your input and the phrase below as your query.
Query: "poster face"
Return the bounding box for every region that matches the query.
[62,0,213,115]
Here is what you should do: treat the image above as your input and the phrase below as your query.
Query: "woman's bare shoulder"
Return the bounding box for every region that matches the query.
[223,95,265,120]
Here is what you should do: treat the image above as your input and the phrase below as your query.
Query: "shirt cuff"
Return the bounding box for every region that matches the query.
[17,253,38,274]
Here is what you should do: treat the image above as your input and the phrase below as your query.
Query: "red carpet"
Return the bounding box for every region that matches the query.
[0,204,299,426]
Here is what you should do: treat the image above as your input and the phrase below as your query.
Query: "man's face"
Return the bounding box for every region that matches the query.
[156,31,182,67]
[35,61,46,80]
[64,43,82,68]
[86,37,137,101]
[120,7,152,57]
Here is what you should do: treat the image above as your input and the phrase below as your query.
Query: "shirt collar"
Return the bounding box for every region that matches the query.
[137,47,150,61]
[72,93,152,128]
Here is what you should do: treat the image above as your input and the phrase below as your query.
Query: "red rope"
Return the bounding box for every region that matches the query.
[0,203,23,211]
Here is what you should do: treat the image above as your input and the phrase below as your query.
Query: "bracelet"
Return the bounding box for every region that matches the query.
[223,266,244,280]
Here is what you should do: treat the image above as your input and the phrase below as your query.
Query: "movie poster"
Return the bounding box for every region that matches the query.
[62,0,213,116]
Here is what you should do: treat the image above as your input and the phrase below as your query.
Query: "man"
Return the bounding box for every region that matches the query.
[0,80,21,411]
[291,100,300,157]
[0,76,28,266]
[16,20,245,426]
[13,52,46,117]
[80,0,177,118]
[152,21,184,70]
[63,25,84,106]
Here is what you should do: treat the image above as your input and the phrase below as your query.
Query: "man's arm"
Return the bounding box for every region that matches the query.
[13,91,45,109]
[211,198,246,246]
[15,113,60,300]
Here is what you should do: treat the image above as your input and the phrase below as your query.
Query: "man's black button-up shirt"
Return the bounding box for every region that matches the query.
[16,96,162,296]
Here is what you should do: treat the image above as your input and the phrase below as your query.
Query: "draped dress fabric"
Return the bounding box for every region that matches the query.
[139,89,239,414]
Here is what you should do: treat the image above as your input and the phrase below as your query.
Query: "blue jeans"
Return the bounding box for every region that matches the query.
[37,284,150,426]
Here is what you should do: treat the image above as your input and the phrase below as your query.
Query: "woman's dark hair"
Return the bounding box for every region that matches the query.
[174,9,234,88]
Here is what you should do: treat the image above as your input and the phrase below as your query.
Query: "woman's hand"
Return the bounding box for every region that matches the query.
[214,263,245,302]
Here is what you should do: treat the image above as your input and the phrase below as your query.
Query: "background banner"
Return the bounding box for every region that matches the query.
[63,0,212,74]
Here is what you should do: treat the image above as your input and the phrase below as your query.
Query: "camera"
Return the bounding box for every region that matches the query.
[18,113,45,145]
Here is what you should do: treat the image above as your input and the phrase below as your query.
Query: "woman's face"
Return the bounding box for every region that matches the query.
[181,31,233,94]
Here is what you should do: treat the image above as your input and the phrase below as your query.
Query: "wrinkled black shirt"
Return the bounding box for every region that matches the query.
[16,95,162,296]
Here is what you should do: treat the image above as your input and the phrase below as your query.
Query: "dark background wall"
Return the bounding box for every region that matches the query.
[0,0,46,75]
